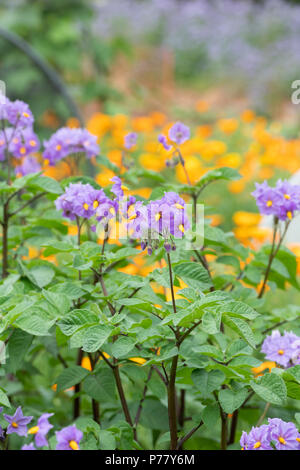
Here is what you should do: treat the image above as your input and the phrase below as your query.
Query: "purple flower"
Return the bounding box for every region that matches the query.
[43,127,99,165]
[4,406,33,436]
[261,330,298,368]
[291,338,300,365]
[247,425,272,450]
[15,156,41,177]
[0,97,34,128]
[158,134,172,151]
[240,430,249,450]
[56,425,83,451]
[127,201,148,239]
[252,180,300,221]
[28,413,54,448]
[111,176,128,198]
[168,122,190,145]
[121,195,136,218]
[22,443,36,451]
[268,418,300,450]
[55,183,105,221]
[124,132,137,149]
[96,197,118,224]
[0,127,40,160]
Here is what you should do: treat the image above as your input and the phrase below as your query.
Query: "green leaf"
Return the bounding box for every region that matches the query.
[0,388,10,407]
[192,369,225,396]
[222,316,256,348]
[82,325,113,353]
[58,310,99,336]
[202,404,219,428]
[98,430,116,450]
[111,337,136,358]
[29,175,62,194]
[56,366,89,392]
[196,167,241,189]
[250,373,287,405]
[173,262,212,290]
[201,311,221,334]
[7,329,33,373]
[218,388,248,414]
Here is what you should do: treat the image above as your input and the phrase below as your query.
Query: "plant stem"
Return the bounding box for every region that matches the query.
[113,365,133,427]
[166,252,179,449]
[1,200,9,278]
[256,402,270,427]
[228,409,238,445]
[73,348,83,420]
[220,411,228,450]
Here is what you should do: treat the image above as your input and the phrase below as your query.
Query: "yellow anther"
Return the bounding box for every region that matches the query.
[69,440,79,450]
[109,207,115,215]
[253,441,261,449]
[296,438,300,443]
[284,194,290,200]
[28,426,39,435]
[287,211,292,220]
[128,214,137,221]
[174,203,184,210]
[83,203,89,210]
[266,200,272,207]
[278,437,286,445]
[12,422,18,428]
[23,112,30,118]
[0,140,4,145]
[278,349,284,355]
[13,138,19,144]
[93,200,99,209]
[56,144,62,151]
[20,147,26,155]
[29,140,36,147]
[178,224,185,233]
[155,213,161,221]
[44,159,50,166]
[121,185,128,191]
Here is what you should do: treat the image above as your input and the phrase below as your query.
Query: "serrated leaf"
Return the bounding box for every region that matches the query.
[250,373,287,405]
[56,366,89,392]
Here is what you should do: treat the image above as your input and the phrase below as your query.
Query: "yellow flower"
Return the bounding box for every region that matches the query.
[217,152,241,169]
[81,356,92,371]
[139,153,165,172]
[195,100,210,113]
[217,118,238,134]
[176,155,203,184]
[252,361,276,377]
[240,109,255,123]
[233,211,261,227]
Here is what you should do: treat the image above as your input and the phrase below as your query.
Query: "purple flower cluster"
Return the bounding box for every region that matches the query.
[0,98,40,163]
[55,183,106,221]
[0,97,34,128]
[43,127,99,165]
[261,330,300,368]
[241,418,300,450]
[252,180,300,221]
[0,405,83,450]
[55,179,122,227]
[126,191,190,253]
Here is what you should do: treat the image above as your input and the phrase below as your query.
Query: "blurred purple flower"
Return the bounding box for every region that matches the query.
[168,122,190,145]
[124,132,137,149]
[56,425,83,451]
[15,156,41,177]
[43,128,99,165]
